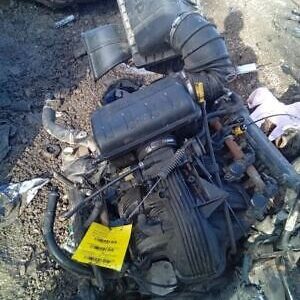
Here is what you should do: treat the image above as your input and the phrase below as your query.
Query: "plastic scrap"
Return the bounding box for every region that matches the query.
[0,178,49,228]
[247,87,300,141]
[121,63,155,76]
[55,15,75,28]
[236,63,257,75]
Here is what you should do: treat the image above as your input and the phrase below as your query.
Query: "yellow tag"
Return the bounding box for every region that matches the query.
[72,222,132,271]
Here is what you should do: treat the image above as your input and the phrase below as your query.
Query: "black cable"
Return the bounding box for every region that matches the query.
[247,113,300,125]
[201,101,222,187]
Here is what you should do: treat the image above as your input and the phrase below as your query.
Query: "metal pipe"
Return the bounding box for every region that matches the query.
[241,110,300,192]
[42,104,97,151]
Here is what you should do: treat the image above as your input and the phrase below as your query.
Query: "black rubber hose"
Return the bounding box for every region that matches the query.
[84,200,103,229]
[170,12,235,103]
[43,188,93,278]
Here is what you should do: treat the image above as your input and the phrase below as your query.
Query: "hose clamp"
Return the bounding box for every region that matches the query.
[138,137,177,161]
[169,11,200,46]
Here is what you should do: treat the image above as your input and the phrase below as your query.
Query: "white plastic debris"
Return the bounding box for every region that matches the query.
[236,63,257,75]
[0,178,49,227]
[55,15,75,29]
[247,87,300,141]
[121,63,156,76]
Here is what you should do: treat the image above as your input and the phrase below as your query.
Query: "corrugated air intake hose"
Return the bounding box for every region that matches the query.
[170,12,235,103]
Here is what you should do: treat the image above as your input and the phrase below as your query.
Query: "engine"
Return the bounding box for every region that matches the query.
[85,75,267,295]
[42,73,300,298]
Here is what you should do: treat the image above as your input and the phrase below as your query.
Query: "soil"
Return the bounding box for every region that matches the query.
[203,0,300,101]
[0,0,299,299]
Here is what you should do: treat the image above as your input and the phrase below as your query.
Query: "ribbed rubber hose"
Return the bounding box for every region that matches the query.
[170,12,235,103]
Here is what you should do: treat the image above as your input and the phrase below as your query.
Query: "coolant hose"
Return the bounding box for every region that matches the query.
[43,188,93,278]
[170,12,234,103]
[42,105,89,146]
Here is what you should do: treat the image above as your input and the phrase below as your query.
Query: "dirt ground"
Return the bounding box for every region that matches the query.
[0,0,299,299]
[203,0,300,101]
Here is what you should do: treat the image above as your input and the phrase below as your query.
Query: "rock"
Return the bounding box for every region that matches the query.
[77,145,89,157]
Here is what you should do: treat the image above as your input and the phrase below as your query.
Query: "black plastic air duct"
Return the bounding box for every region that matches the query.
[117,0,234,103]
[170,11,234,102]
[84,0,234,102]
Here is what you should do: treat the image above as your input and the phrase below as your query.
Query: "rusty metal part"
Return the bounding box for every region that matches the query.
[211,119,265,192]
